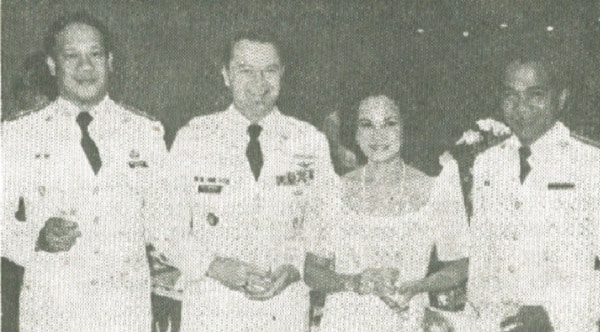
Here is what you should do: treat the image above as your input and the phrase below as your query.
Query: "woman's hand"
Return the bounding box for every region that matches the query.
[244,265,300,301]
[357,267,399,295]
[379,280,419,312]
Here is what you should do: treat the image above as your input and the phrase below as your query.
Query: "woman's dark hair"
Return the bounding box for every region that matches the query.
[339,77,414,165]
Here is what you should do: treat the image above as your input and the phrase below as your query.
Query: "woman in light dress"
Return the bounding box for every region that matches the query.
[304,90,469,331]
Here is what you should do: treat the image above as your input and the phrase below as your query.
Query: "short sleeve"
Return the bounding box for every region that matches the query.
[302,128,339,260]
[429,152,470,262]
[304,179,340,260]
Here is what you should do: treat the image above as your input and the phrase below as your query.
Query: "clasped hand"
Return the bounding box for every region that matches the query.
[353,268,416,313]
[208,257,300,301]
[35,217,82,253]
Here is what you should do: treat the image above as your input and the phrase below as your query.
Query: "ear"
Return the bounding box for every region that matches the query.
[279,65,285,77]
[46,56,56,76]
[558,88,569,111]
[108,52,114,72]
[221,66,231,88]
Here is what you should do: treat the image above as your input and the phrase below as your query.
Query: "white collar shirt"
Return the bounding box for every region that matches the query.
[468,121,600,331]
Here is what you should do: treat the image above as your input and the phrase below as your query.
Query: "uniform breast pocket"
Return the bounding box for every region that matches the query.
[190,186,237,234]
[25,183,74,223]
[543,187,579,220]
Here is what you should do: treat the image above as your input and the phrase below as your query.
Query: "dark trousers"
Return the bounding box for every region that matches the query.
[152,294,181,332]
[2,258,24,332]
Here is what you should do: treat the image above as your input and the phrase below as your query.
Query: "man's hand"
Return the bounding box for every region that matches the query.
[35,217,81,253]
[245,265,300,301]
[206,257,269,291]
[357,267,399,296]
[500,305,553,332]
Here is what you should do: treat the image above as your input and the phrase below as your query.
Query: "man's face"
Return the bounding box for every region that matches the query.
[222,39,283,121]
[47,23,112,106]
[502,61,566,145]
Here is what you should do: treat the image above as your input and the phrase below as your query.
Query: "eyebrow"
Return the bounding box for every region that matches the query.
[503,84,549,91]
[233,63,280,69]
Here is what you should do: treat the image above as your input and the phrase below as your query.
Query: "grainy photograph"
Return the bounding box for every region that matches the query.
[1,1,599,331]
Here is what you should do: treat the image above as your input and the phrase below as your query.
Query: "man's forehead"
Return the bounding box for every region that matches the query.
[230,39,280,66]
[56,23,104,48]
[504,61,551,89]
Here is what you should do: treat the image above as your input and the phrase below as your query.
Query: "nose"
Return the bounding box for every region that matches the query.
[250,71,269,94]
[516,91,530,111]
[77,54,94,71]
[371,127,389,140]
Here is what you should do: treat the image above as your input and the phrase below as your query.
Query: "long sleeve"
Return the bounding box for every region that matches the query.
[145,126,216,282]
[430,152,470,262]
[2,123,42,267]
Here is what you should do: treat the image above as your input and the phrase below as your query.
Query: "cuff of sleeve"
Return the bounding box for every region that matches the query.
[159,237,216,283]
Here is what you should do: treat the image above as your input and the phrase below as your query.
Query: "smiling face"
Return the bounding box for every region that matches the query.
[502,61,567,145]
[47,23,112,107]
[355,95,403,163]
[222,39,284,122]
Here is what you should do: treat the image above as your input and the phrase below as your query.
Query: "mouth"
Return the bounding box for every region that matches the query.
[75,78,98,86]
[369,144,389,151]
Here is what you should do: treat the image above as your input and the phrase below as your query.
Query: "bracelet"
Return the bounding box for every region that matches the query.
[344,275,358,292]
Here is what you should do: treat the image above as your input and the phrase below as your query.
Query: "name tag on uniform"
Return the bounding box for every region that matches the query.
[128,160,148,168]
[276,169,315,186]
[547,182,575,190]
[198,185,223,194]
[195,176,229,194]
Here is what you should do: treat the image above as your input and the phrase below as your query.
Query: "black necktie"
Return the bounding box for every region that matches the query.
[519,146,531,184]
[76,111,102,175]
[246,124,263,181]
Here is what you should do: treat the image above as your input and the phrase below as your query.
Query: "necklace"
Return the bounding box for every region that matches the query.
[360,160,407,215]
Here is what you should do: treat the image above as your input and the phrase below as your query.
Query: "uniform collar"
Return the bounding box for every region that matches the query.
[224,104,283,133]
[55,95,113,119]
[529,121,569,154]
[505,121,569,163]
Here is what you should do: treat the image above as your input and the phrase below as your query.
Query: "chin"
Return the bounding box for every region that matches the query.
[366,154,397,163]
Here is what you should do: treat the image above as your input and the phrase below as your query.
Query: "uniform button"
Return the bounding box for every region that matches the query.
[91,279,98,285]
[514,200,522,209]
[93,216,100,224]
[507,265,516,273]
[93,187,99,195]
[512,233,519,240]
[94,249,100,254]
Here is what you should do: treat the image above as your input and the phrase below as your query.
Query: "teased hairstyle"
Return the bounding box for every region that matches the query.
[220,28,285,68]
[339,77,415,165]
[44,11,112,58]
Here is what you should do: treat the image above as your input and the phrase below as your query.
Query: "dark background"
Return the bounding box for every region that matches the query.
[3,0,599,157]
[2,2,600,331]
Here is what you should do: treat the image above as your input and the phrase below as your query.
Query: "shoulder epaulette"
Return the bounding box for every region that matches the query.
[2,102,50,122]
[571,132,600,148]
[119,103,158,122]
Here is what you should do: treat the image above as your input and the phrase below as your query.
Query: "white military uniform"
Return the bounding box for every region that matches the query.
[2,97,167,332]
[152,105,336,332]
[466,121,600,331]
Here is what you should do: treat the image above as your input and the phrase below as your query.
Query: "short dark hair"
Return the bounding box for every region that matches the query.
[44,11,112,58]
[339,78,414,165]
[220,28,284,68]
[499,35,570,90]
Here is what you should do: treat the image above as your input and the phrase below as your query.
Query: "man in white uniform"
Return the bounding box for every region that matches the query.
[150,30,336,331]
[467,45,600,331]
[2,12,167,331]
